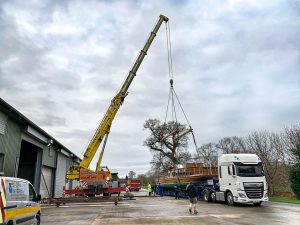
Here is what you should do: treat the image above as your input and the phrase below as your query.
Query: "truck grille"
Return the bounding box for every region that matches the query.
[243,183,264,199]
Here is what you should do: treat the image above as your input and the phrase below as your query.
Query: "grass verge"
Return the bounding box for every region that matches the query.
[270,197,300,204]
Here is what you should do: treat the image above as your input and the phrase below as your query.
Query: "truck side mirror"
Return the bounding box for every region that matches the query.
[36,194,42,202]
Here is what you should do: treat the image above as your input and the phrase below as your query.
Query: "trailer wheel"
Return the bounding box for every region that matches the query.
[210,191,216,203]
[226,192,235,206]
[203,190,211,202]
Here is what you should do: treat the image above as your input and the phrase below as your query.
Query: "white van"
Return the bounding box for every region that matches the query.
[0,177,41,225]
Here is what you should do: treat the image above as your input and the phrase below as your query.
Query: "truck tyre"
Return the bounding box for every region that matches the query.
[226,192,235,206]
[210,191,216,203]
[253,202,262,206]
[204,189,212,202]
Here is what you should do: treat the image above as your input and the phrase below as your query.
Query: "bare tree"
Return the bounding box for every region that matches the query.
[246,131,286,195]
[128,171,136,179]
[150,152,174,175]
[216,136,248,154]
[144,119,191,170]
[195,143,218,167]
[284,125,300,163]
[283,124,300,198]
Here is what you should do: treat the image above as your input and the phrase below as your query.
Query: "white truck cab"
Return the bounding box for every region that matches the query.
[217,154,268,206]
[0,177,41,225]
[204,154,268,206]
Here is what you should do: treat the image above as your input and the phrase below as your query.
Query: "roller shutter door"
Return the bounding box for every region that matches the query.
[55,153,67,197]
[40,166,53,198]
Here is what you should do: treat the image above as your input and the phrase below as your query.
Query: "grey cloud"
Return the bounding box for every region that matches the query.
[1,0,299,176]
[39,114,66,126]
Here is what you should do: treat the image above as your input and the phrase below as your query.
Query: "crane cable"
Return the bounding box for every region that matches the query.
[164,22,199,151]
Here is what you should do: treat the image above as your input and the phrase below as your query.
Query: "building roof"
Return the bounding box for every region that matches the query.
[0,98,81,161]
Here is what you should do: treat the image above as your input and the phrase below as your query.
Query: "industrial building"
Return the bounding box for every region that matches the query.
[0,98,81,198]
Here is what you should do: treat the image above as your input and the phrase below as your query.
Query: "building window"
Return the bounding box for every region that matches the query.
[29,184,36,201]
[228,166,231,175]
[0,153,5,174]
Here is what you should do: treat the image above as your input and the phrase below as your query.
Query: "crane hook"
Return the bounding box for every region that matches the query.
[170,79,173,88]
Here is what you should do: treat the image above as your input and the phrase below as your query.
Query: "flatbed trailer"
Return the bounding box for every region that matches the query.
[64,186,125,196]
[161,180,218,199]
[43,195,122,207]
[161,154,268,206]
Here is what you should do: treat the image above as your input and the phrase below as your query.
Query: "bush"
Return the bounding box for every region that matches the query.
[289,166,300,199]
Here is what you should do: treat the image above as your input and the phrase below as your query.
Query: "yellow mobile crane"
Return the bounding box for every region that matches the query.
[66,15,169,183]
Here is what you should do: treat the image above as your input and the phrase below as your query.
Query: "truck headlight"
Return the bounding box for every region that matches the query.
[238,193,246,198]
[264,192,268,198]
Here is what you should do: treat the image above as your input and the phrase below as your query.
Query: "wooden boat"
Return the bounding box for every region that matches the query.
[159,162,218,185]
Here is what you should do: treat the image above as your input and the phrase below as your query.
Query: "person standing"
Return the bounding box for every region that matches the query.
[157,182,163,197]
[147,183,152,196]
[152,183,157,196]
[174,183,180,200]
[186,182,198,214]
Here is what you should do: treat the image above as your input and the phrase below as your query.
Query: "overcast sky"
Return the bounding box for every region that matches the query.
[0,0,299,177]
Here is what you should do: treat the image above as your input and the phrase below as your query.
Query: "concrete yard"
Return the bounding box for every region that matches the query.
[41,190,300,225]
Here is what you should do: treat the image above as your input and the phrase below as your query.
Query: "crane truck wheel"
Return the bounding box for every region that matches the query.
[226,191,235,206]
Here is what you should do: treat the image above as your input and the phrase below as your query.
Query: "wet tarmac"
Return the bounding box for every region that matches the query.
[41,190,300,225]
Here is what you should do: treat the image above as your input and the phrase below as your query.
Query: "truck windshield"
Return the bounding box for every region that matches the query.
[235,164,264,177]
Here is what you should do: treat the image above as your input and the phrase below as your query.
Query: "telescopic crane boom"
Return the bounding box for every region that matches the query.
[67,15,169,180]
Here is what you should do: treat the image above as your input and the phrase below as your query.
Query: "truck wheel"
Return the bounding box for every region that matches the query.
[226,192,235,206]
[210,191,216,203]
[204,190,211,202]
[254,202,262,206]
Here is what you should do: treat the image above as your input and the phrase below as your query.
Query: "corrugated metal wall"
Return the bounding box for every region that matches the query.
[0,111,8,134]
[42,145,56,168]
[0,114,22,177]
